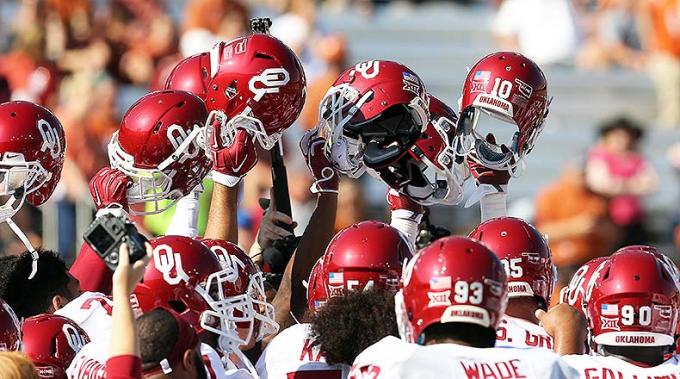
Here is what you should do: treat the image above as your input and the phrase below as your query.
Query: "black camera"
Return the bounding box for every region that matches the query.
[83,214,149,271]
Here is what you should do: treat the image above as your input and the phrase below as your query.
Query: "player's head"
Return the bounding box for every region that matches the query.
[585,248,680,364]
[206,33,306,150]
[0,250,80,318]
[0,299,20,352]
[372,95,464,206]
[454,52,549,176]
[107,90,211,214]
[321,221,412,299]
[310,288,399,366]
[0,351,40,379]
[201,238,279,351]
[397,236,508,348]
[468,217,555,311]
[318,60,429,178]
[21,314,90,379]
[133,236,237,351]
[138,308,206,379]
[559,256,609,314]
[165,52,211,101]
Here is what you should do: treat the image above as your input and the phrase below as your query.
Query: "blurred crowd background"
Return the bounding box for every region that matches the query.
[1,0,680,293]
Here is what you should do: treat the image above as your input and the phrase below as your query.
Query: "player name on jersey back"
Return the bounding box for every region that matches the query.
[564,354,680,379]
[496,316,554,350]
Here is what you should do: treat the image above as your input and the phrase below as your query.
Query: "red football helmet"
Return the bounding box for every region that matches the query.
[586,249,680,349]
[396,236,508,343]
[165,52,211,101]
[468,217,555,307]
[201,238,278,347]
[307,258,327,311]
[454,52,549,175]
[616,245,680,290]
[107,90,211,214]
[22,314,90,379]
[0,101,65,221]
[318,60,430,178]
[205,34,306,150]
[374,95,463,205]
[133,236,236,346]
[322,221,412,298]
[0,299,20,351]
[560,256,608,314]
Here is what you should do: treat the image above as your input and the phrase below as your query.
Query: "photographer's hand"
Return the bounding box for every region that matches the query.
[112,242,152,296]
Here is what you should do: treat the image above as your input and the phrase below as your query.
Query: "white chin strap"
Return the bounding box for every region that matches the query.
[6,218,38,278]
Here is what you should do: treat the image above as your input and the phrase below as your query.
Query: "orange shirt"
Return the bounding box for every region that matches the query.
[645,0,680,57]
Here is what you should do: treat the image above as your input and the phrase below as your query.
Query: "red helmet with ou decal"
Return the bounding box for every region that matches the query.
[307,258,327,311]
[396,236,508,343]
[108,90,211,214]
[0,299,20,351]
[22,314,90,379]
[205,33,306,150]
[201,238,278,348]
[322,221,412,298]
[468,217,555,307]
[165,52,211,101]
[559,256,608,314]
[0,101,65,222]
[318,60,430,178]
[133,236,236,346]
[374,95,463,206]
[453,52,549,176]
[586,249,680,349]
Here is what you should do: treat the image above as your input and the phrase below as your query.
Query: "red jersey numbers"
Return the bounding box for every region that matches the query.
[349,365,381,379]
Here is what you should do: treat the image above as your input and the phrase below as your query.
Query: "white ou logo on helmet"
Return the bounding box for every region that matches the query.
[353,61,380,79]
[209,246,246,273]
[154,244,190,285]
[249,68,290,102]
[62,324,87,352]
[37,119,62,159]
[167,124,200,162]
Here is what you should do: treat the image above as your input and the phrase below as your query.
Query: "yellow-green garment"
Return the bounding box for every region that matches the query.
[143,179,213,236]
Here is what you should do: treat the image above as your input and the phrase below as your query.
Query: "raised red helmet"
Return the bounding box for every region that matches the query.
[0,101,65,221]
[454,52,549,175]
[133,236,234,345]
[586,249,680,349]
[468,217,555,307]
[22,314,90,379]
[201,238,278,346]
[206,34,306,150]
[616,245,680,290]
[165,52,211,101]
[375,95,463,205]
[107,90,211,214]
[397,236,508,343]
[560,256,609,314]
[322,220,412,298]
[318,60,430,178]
[307,258,327,311]
[0,299,20,351]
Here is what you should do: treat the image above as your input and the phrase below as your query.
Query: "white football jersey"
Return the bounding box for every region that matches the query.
[564,354,680,378]
[56,292,116,343]
[256,323,349,379]
[496,315,554,350]
[350,336,578,379]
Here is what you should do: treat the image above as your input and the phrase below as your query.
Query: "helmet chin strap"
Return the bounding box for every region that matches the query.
[6,217,38,279]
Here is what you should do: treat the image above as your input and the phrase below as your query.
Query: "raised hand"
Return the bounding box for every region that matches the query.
[300,128,339,194]
[89,167,130,212]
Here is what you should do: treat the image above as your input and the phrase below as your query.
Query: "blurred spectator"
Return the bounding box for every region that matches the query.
[534,162,617,291]
[335,179,367,233]
[667,143,680,252]
[181,0,250,57]
[585,117,658,246]
[639,0,680,128]
[0,352,40,379]
[492,0,579,65]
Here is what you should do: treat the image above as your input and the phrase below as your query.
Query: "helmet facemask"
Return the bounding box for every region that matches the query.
[206,106,282,152]
[0,152,49,222]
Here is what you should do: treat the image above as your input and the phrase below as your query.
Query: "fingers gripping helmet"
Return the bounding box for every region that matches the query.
[454,52,549,176]
[397,236,508,343]
[468,217,556,308]
[201,238,279,347]
[586,249,680,349]
[0,299,20,351]
[165,52,212,101]
[108,90,211,214]
[22,314,90,379]
[0,101,65,222]
[374,96,463,205]
[322,221,412,298]
[133,236,236,345]
[318,60,430,178]
[206,34,306,150]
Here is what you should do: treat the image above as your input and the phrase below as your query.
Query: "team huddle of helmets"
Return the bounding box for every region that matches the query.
[0,19,678,379]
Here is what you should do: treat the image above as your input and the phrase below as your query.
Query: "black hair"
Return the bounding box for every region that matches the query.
[0,250,73,318]
[420,322,497,348]
[138,308,179,371]
[310,289,398,365]
[600,345,668,367]
[598,117,644,141]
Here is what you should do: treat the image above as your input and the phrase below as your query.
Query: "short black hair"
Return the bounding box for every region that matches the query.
[420,322,497,348]
[138,308,179,371]
[310,289,398,365]
[0,250,72,318]
[598,117,644,140]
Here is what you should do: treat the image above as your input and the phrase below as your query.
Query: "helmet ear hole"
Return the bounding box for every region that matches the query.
[168,300,187,313]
